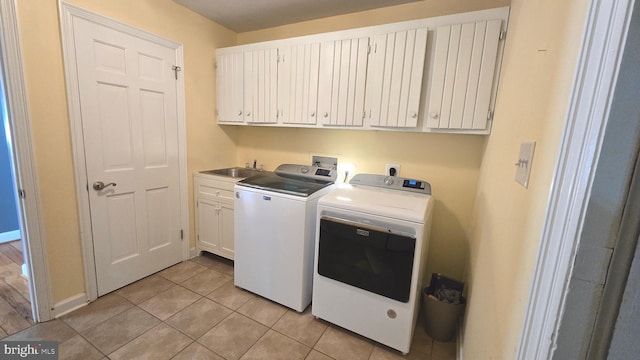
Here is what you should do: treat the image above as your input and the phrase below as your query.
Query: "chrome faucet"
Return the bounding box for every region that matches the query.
[253,160,257,169]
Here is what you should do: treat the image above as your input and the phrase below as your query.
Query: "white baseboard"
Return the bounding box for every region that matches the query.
[190,247,198,258]
[52,293,88,318]
[0,230,20,243]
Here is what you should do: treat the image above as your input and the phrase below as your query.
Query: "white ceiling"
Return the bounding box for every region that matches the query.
[173,0,421,32]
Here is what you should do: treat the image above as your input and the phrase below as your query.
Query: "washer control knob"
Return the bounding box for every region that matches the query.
[384,176,394,185]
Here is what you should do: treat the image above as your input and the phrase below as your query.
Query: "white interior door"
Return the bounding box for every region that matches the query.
[73,16,183,296]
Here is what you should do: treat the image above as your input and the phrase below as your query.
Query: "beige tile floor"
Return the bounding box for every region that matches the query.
[1,253,456,359]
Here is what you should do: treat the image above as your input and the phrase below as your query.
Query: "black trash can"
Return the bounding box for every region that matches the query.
[422,274,466,342]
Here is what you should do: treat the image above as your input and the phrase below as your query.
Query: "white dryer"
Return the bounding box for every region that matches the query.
[312,174,433,354]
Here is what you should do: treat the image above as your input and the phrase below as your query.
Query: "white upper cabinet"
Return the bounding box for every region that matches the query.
[366,28,428,128]
[426,19,503,131]
[215,7,509,134]
[278,42,321,125]
[216,52,244,123]
[244,48,278,124]
[318,37,369,127]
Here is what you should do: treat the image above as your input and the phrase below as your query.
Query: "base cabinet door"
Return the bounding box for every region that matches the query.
[196,198,221,254]
[218,199,235,258]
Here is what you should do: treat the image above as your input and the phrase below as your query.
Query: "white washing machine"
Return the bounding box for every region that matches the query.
[234,163,337,312]
[312,174,433,354]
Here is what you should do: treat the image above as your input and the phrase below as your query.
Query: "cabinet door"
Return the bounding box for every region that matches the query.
[216,52,244,123]
[427,19,502,130]
[218,200,235,259]
[279,42,321,125]
[318,37,369,127]
[367,28,428,128]
[196,199,220,253]
[244,48,278,124]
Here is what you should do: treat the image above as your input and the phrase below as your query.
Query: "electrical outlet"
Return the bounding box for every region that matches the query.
[386,164,400,177]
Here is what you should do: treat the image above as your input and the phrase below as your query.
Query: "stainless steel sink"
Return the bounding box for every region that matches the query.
[200,167,264,178]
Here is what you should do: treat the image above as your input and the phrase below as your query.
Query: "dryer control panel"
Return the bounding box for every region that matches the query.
[349,174,432,195]
[402,179,427,190]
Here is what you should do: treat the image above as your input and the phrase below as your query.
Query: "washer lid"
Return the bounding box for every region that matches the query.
[237,164,336,197]
[319,183,432,223]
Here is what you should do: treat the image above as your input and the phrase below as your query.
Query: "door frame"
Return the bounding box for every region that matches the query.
[59,2,190,301]
[0,0,53,322]
[517,0,636,357]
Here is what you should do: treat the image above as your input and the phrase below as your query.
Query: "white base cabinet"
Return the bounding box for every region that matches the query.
[194,173,238,260]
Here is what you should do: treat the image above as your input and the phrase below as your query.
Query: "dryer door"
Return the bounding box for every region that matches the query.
[317,216,416,302]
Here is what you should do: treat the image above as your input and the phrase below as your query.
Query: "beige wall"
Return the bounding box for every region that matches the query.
[463,0,588,358]
[234,0,509,290]
[17,0,236,304]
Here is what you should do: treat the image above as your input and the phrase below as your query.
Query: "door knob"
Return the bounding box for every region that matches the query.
[93,181,117,190]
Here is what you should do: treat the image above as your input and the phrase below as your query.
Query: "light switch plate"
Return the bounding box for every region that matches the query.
[515,141,536,188]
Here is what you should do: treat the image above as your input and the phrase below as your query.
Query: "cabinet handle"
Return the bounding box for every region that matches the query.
[246,111,251,117]
[323,112,328,118]
[310,112,315,117]
[429,112,439,119]
[238,110,243,116]
[411,113,417,118]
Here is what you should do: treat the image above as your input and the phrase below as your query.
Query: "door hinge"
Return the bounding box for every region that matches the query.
[499,30,506,41]
[180,229,184,240]
[172,65,182,80]
[488,110,494,120]
[18,189,25,199]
